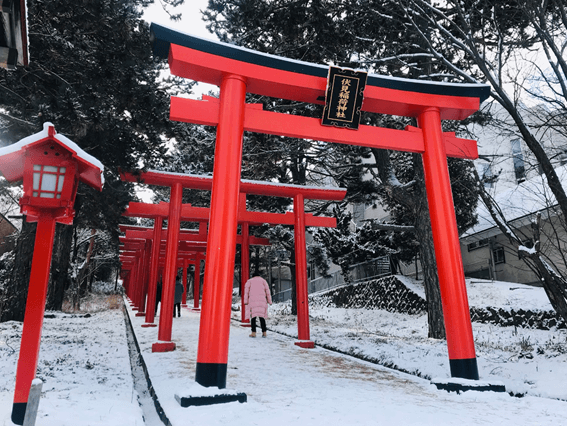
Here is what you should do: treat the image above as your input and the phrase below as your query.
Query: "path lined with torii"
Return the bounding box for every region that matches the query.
[119,169,346,356]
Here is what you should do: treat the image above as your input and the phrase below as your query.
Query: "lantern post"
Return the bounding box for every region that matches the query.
[0,123,104,425]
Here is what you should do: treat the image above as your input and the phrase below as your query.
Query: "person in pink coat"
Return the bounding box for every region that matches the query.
[244,275,272,338]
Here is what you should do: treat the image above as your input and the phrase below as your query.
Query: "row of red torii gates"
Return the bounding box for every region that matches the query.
[144,23,490,393]
[119,170,346,354]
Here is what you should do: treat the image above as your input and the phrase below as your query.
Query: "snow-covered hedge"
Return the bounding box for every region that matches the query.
[0,251,15,292]
[309,275,566,330]
[470,306,566,330]
[309,275,427,315]
[91,281,122,295]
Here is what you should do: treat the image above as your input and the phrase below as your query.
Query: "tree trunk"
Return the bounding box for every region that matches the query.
[0,220,36,322]
[78,229,96,298]
[528,255,567,322]
[372,147,446,339]
[414,154,446,339]
[45,223,74,311]
[414,205,446,339]
[290,248,297,315]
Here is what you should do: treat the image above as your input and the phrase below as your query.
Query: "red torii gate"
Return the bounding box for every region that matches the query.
[120,223,208,312]
[120,225,209,314]
[120,221,269,320]
[150,24,490,391]
[121,171,346,352]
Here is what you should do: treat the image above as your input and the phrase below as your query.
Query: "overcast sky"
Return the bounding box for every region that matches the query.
[143,0,216,41]
[143,0,219,98]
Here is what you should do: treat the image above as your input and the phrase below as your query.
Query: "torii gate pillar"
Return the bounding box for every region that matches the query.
[240,222,250,324]
[150,23,489,391]
[419,108,477,378]
[195,74,247,388]
[142,216,163,327]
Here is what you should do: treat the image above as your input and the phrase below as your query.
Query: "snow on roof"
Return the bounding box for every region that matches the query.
[462,165,567,240]
[0,122,105,188]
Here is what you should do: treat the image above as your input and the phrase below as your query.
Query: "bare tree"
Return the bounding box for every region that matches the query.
[403,0,567,227]
[474,168,567,321]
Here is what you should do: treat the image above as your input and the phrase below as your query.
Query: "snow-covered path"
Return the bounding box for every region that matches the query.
[2,292,567,425]
[129,302,567,426]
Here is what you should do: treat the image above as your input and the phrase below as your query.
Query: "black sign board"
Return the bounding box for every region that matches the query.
[321,66,368,130]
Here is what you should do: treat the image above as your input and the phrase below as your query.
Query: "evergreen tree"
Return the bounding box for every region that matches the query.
[0,0,188,320]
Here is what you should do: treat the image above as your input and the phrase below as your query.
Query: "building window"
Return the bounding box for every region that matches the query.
[511,139,526,183]
[308,259,316,280]
[467,238,489,251]
[493,247,506,264]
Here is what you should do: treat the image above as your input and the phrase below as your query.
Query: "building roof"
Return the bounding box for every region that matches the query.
[461,165,567,242]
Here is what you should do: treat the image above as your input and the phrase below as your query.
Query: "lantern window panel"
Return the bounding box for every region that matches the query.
[32,164,67,199]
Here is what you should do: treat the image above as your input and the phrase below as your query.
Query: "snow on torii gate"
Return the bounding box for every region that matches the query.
[150,23,490,391]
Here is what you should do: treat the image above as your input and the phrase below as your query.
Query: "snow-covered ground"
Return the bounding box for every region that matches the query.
[1,278,566,425]
[0,294,144,425]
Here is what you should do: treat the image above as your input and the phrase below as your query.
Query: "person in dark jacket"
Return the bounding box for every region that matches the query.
[173,273,184,318]
[155,278,162,316]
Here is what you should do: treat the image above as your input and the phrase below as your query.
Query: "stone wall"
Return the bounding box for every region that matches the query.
[310,275,566,330]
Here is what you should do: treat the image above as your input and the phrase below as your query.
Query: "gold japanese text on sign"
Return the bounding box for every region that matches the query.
[321,66,368,130]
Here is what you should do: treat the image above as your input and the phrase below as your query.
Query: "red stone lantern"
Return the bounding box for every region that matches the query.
[0,122,104,424]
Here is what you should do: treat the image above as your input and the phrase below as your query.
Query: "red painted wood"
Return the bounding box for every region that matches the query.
[197,75,247,368]
[122,171,346,200]
[170,97,478,160]
[144,217,163,325]
[138,240,151,314]
[168,43,481,121]
[182,259,188,306]
[13,216,56,411]
[419,108,477,366]
[153,182,183,352]
[124,201,337,227]
[240,221,250,323]
[293,194,312,344]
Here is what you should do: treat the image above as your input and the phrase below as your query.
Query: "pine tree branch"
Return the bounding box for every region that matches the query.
[0,111,35,129]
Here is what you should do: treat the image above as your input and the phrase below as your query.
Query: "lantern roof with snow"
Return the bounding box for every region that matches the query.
[0,122,104,190]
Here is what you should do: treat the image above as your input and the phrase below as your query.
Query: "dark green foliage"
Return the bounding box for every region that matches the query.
[0,0,190,319]
[0,0,187,233]
[202,0,480,275]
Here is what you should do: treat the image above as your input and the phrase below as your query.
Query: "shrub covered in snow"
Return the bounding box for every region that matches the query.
[309,275,427,315]
[470,306,565,330]
[91,280,122,295]
[0,250,15,293]
[305,275,565,330]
